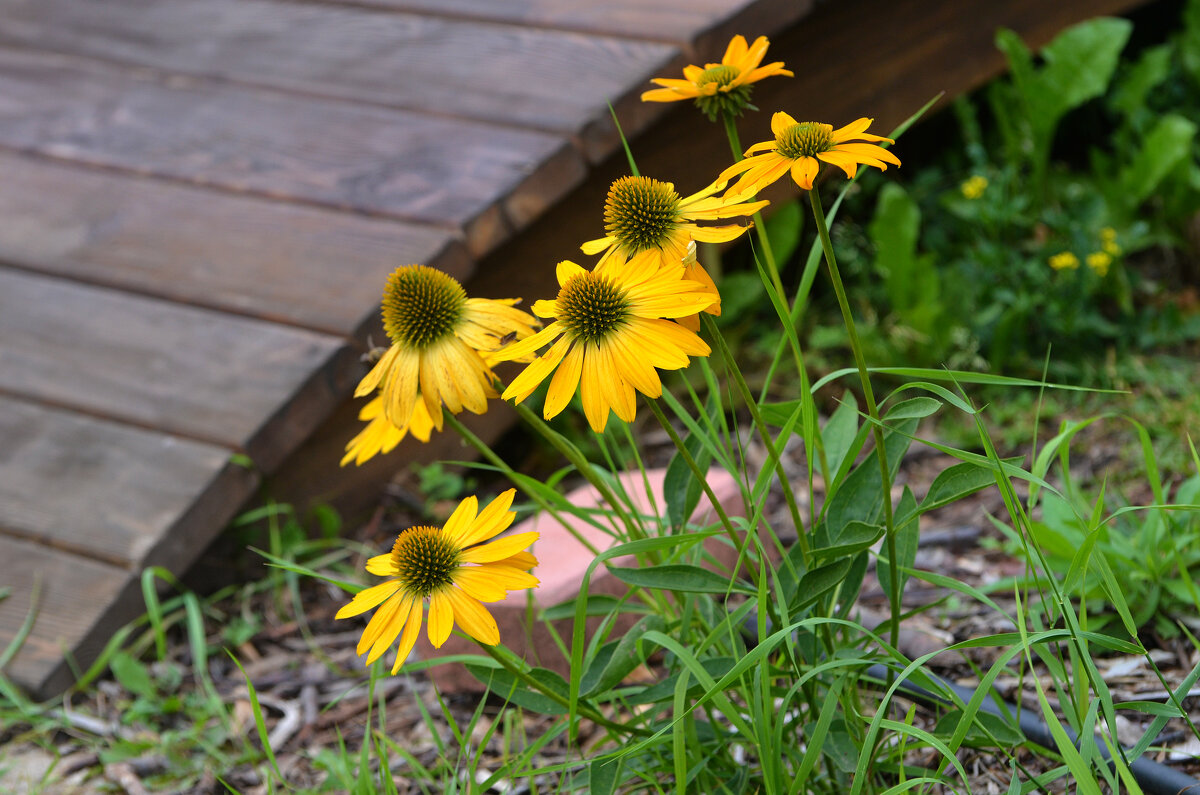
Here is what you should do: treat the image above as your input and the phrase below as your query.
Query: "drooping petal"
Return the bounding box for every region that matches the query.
[427,590,454,648]
[503,332,572,404]
[443,587,500,645]
[389,598,425,674]
[336,580,401,620]
[365,593,413,664]
[791,157,820,191]
[544,344,584,420]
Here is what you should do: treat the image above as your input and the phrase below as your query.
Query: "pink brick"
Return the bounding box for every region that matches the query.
[419,467,743,694]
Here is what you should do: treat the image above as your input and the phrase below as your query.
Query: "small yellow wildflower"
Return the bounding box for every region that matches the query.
[960,175,988,200]
[1100,227,1122,257]
[337,489,539,674]
[1049,251,1080,271]
[1086,251,1112,277]
[641,35,792,119]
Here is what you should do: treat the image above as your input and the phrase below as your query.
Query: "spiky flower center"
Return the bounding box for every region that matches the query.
[776,122,834,160]
[391,526,460,597]
[558,272,631,343]
[697,64,741,90]
[380,265,467,350]
[603,176,681,255]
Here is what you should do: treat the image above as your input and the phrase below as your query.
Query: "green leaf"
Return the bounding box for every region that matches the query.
[765,200,804,265]
[1119,114,1198,205]
[110,651,156,699]
[869,183,940,334]
[920,458,1018,512]
[541,594,647,621]
[1183,0,1200,84]
[628,657,737,704]
[884,396,942,421]
[790,557,853,611]
[716,271,766,326]
[465,664,569,715]
[813,520,884,563]
[1109,43,1171,116]
[824,416,918,535]
[934,710,1025,749]
[663,393,718,528]
[608,564,752,595]
[582,614,666,697]
[822,394,860,478]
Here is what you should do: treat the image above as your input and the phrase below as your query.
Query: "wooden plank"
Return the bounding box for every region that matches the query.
[0,47,585,256]
[0,152,469,337]
[0,0,677,137]
[0,268,357,472]
[317,0,804,51]
[0,535,135,697]
[0,395,257,568]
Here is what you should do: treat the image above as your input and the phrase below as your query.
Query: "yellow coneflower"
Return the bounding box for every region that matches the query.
[1086,251,1112,277]
[641,35,792,119]
[720,113,900,194]
[354,266,539,432]
[494,251,716,432]
[340,395,434,467]
[580,175,765,322]
[337,489,539,674]
[1049,251,1080,271]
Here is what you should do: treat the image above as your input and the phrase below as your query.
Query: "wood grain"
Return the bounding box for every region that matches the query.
[0,534,130,697]
[0,47,585,255]
[0,152,469,337]
[0,395,257,567]
[317,0,802,51]
[0,267,356,471]
[0,0,676,137]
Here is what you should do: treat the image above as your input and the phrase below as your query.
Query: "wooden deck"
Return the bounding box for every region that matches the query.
[0,0,1141,698]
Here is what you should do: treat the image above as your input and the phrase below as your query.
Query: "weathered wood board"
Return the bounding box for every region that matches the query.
[0,152,469,336]
[0,47,585,255]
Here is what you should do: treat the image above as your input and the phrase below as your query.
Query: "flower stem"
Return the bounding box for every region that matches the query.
[444,413,602,556]
[806,188,900,652]
[722,113,787,302]
[703,315,810,567]
[644,396,754,578]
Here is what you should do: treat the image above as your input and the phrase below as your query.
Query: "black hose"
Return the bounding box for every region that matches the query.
[864,663,1200,795]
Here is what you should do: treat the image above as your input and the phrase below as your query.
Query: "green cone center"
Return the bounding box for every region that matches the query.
[392,526,460,597]
[697,64,740,89]
[558,272,630,343]
[381,265,467,350]
[604,176,681,255]
[776,122,834,160]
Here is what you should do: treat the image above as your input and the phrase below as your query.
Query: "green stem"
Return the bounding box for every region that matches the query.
[703,315,810,567]
[722,113,787,303]
[511,403,647,544]
[444,413,602,556]
[478,642,648,736]
[806,188,900,653]
[644,397,754,579]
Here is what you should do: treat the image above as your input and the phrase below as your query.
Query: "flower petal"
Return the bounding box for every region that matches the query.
[454,488,517,548]
[427,590,454,648]
[443,587,500,646]
[459,531,540,564]
[389,598,425,674]
[336,580,401,620]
